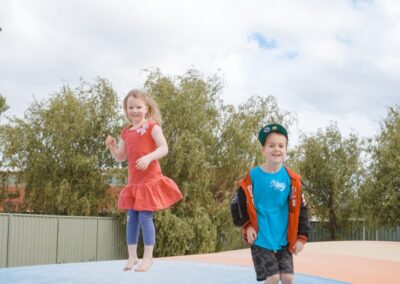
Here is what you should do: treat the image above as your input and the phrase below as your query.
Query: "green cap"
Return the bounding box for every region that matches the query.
[258,123,288,145]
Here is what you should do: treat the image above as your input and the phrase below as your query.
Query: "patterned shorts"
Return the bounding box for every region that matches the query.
[250,244,294,281]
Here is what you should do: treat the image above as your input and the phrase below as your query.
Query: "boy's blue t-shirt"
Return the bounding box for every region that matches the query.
[250,165,291,250]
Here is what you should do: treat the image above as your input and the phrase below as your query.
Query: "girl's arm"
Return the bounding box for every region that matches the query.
[105,135,127,162]
[135,125,168,170]
[148,124,169,159]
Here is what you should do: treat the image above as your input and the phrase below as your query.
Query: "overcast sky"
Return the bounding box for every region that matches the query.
[1,0,399,143]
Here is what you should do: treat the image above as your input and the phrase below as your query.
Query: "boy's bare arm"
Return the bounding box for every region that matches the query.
[246,226,258,245]
[294,240,304,255]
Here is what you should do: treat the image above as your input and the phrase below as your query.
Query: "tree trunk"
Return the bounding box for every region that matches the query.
[328,193,337,240]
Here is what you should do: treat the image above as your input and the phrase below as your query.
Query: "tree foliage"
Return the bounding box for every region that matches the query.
[293,123,363,240]
[0,78,123,215]
[143,68,295,255]
[4,70,398,256]
[0,95,12,209]
[0,95,8,116]
[0,70,295,255]
[360,105,400,227]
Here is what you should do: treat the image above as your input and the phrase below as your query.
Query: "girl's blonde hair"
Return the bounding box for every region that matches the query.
[123,89,162,126]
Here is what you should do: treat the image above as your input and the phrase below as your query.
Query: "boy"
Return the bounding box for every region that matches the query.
[240,123,310,284]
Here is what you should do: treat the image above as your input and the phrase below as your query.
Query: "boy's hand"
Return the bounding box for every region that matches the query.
[294,240,304,255]
[247,226,257,245]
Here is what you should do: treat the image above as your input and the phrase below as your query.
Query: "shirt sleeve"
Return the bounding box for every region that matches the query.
[147,121,160,132]
[120,127,128,141]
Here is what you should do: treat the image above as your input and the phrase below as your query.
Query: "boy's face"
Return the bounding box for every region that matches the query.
[261,133,288,165]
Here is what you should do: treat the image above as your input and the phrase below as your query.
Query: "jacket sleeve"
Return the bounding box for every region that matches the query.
[231,186,249,227]
[240,185,252,245]
[297,192,311,243]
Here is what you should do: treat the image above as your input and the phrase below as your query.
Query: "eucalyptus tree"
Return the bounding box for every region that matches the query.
[0,95,7,115]
[294,123,362,240]
[0,78,123,215]
[143,69,222,254]
[144,69,296,253]
[0,95,9,207]
[360,105,400,227]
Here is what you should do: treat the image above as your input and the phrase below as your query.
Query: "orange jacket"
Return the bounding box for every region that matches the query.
[241,165,309,253]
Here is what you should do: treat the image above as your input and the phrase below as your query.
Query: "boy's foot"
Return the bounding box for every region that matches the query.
[123,258,139,271]
[135,258,153,272]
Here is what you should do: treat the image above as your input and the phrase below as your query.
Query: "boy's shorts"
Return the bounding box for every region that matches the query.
[251,244,294,281]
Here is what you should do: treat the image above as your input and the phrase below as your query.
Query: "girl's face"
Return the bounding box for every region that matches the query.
[126,96,148,125]
[261,133,287,166]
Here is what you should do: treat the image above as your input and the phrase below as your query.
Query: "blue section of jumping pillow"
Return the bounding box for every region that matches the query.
[0,260,350,284]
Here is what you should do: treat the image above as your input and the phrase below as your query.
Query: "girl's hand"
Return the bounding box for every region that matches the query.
[247,226,257,245]
[294,240,304,255]
[135,155,152,170]
[105,135,117,150]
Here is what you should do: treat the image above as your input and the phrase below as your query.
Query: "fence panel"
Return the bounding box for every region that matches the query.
[308,221,330,241]
[309,221,400,242]
[57,217,98,263]
[7,214,58,267]
[0,215,8,267]
[97,218,127,261]
[83,218,98,262]
[0,213,127,268]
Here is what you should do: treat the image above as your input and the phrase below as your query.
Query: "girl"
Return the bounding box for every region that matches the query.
[105,89,183,272]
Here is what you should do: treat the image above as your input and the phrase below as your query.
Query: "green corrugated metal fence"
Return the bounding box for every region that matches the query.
[0,215,8,268]
[0,213,127,268]
[308,221,400,242]
[1,214,399,268]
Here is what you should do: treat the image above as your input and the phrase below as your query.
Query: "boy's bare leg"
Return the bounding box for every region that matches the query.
[135,245,154,272]
[264,274,280,284]
[123,244,139,271]
[280,273,294,284]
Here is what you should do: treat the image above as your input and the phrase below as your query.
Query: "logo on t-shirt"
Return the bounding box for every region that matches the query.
[270,180,286,192]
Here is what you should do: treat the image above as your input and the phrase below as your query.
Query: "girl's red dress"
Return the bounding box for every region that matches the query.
[118,121,183,211]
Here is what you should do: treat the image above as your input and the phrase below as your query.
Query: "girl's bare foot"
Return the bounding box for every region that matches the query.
[135,258,153,272]
[123,257,140,271]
